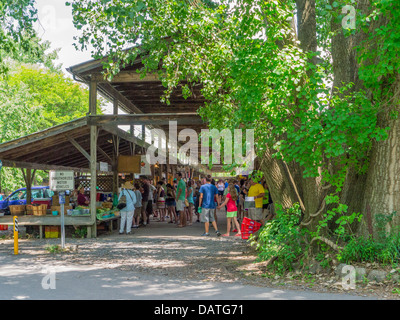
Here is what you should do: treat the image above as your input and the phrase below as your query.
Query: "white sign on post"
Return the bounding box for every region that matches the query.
[49,170,74,250]
[49,171,74,191]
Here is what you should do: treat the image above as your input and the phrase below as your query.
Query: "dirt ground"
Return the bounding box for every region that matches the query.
[1,208,400,300]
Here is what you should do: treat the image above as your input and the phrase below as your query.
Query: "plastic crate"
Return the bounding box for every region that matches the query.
[241,217,262,240]
[45,226,60,238]
[242,217,262,228]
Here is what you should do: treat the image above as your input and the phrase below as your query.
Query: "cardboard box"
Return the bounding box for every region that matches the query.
[51,205,72,215]
[52,195,70,206]
[52,195,59,206]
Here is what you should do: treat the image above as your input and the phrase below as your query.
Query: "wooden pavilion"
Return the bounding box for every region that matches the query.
[0,53,221,237]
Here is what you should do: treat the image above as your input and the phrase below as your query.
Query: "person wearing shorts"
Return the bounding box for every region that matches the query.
[218,184,242,237]
[199,175,221,237]
[247,178,266,225]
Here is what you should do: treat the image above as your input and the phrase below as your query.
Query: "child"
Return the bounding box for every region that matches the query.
[217,184,242,237]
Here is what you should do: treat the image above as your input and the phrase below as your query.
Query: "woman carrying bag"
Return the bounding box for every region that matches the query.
[118,181,137,235]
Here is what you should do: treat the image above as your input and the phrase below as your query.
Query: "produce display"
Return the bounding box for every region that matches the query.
[65,202,118,220]
[96,206,118,220]
[67,205,90,216]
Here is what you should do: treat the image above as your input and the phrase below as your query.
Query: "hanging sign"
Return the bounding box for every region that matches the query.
[49,171,74,191]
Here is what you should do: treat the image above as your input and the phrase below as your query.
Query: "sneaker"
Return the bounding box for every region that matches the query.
[201,232,210,236]
[216,230,222,237]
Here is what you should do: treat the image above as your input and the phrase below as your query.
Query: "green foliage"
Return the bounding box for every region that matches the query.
[68,0,400,256]
[0,70,44,192]
[68,0,389,180]
[45,244,66,254]
[337,235,392,264]
[0,76,43,142]
[251,203,307,274]
[72,226,87,238]
[338,213,400,265]
[358,0,400,94]
[0,61,103,193]
[6,63,103,128]
[0,0,55,75]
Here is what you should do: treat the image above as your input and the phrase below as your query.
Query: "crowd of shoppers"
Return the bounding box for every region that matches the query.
[116,172,275,236]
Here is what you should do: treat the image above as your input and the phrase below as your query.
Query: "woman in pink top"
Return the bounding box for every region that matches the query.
[217,184,242,237]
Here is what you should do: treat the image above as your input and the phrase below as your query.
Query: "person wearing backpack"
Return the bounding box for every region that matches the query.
[118,181,137,235]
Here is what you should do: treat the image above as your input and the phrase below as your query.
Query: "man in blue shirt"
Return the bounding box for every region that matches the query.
[199,175,221,237]
[118,181,137,235]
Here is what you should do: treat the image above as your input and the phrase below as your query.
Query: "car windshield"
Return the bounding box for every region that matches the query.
[10,191,26,201]
[44,189,54,198]
[32,189,43,198]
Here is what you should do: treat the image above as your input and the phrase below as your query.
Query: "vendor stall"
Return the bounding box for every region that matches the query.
[0,51,215,239]
[0,117,149,238]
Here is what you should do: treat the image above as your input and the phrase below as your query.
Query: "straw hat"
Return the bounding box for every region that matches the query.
[122,181,134,189]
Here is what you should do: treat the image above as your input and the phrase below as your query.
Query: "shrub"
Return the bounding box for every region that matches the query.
[337,229,400,265]
[251,203,307,274]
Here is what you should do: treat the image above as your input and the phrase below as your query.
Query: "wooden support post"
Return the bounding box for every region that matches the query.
[166,159,170,184]
[89,79,98,238]
[113,98,120,198]
[172,164,176,180]
[112,134,120,195]
[141,125,146,154]
[113,98,119,115]
[151,164,155,182]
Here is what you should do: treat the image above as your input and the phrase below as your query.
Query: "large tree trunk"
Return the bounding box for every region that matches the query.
[259,149,298,210]
[360,80,400,237]
[260,0,399,242]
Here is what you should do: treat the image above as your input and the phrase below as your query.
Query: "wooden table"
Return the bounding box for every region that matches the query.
[96,215,121,232]
[0,215,94,238]
[0,213,121,238]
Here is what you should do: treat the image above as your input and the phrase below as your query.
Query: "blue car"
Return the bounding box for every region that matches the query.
[0,186,54,215]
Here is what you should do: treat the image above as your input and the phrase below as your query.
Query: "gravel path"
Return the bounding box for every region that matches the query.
[0,209,398,299]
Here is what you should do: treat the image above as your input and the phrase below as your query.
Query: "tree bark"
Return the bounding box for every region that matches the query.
[361,80,400,237]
